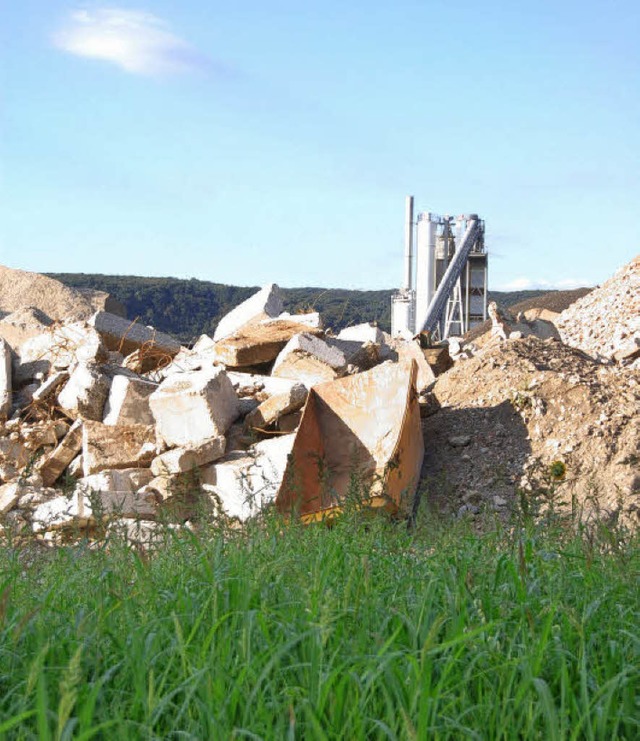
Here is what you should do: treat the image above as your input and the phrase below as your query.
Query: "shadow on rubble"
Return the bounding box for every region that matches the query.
[416,399,532,518]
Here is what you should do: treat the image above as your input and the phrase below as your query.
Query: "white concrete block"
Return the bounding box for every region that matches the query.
[90,311,181,358]
[271,333,350,386]
[213,284,283,341]
[149,368,239,447]
[245,383,308,430]
[200,434,294,521]
[57,363,111,421]
[102,373,157,425]
[337,323,385,344]
[150,436,226,476]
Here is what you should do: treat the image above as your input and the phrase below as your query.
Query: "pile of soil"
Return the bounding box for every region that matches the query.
[0,266,100,322]
[421,335,639,525]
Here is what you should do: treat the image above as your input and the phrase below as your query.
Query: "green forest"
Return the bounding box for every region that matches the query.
[50,273,549,344]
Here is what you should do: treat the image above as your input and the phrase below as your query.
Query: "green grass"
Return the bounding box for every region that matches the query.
[0,511,638,740]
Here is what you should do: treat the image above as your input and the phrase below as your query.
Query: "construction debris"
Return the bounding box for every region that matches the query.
[556,255,640,364]
[213,283,283,341]
[1,264,636,541]
[276,361,424,521]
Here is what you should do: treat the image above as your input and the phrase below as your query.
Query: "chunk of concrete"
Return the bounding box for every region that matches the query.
[0,481,21,514]
[201,434,295,521]
[227,372,303,398]
[245,383,308,431]
[0,307,52,352]
[337,323,385,344]
[102,373,157,426]
[391,339,436,392]
[265,311,322,329]
[31,370,69,405]
[271,333,352,386]
[32,468,156,531]
[37,419,84,486]
[213,284,283,341]
[214,320,323,368]
[0,338,11,420]
[57,363,111,421]
[149,368,239,448]
[150,436,226,476]
[89,311,181,366]
[15,323,107,383]
[82,421,156,476]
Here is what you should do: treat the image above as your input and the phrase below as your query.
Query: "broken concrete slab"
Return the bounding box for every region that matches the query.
[391,339,436,392]
[57,363,111,421]
[0,481,21,514]
[150,436,226,476]
[82,421,156,476]
[31,370,69,405]
[0,307,53,352]
[32,468,156,531]
[102,372,157,426]
[245,383,308,431]
[214,320,324,368]
[89,311,181,367]
[264,311,322,329]
[276,360,424,521]
[337,322,385,344]
[15,323,107,384]
[271,333,354,386]
[201,434,295,521]
[0,338,11,420]
[149,367,239,448]
[213,284,283,341]
[37,419,83,486]
[227,371,303,398]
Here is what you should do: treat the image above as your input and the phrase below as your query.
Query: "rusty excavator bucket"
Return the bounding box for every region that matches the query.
[275,360,424,522]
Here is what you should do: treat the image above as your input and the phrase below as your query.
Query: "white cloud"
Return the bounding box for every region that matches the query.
[52,8,209,76]
[497,276,591,291]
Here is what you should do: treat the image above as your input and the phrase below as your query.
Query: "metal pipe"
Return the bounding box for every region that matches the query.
[402,196,414,291]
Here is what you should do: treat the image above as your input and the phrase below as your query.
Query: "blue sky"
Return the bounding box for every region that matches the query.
[1,1,638,291]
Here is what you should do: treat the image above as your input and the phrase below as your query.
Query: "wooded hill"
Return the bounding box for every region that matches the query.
[50,273,557,344]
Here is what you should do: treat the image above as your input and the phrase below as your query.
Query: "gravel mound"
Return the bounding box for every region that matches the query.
[0,266,98,323]
[556,256,640,363]
[422,336,639,525]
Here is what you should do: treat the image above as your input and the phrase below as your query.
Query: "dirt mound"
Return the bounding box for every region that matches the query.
[422,336,639,525]
[0,266,99,323]
[556,256,640,364]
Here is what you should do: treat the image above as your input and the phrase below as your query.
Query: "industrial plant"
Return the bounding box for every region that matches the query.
[391,196,488,340]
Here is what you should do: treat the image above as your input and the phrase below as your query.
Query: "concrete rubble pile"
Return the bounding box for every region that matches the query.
[555,255,640,366]
[0,281,431,543]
